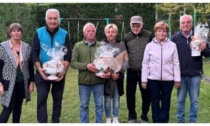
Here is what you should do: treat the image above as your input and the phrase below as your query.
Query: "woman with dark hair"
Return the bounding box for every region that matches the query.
[0,23,34,123]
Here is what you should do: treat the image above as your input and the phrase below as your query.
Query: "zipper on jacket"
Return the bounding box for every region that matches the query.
[186,36,191,48]
[51,38,53,48]
[186,37,190,75]
[160,44,163,80]
[136,36,139,69]
[49,31,54,57]
[89,46,92,84]
[49,31,54,48]
[50,34,54,59]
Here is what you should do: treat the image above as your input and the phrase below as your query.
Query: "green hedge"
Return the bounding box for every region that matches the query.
[0,3,38,45]
[0,3,155,46]
[33,3,155,45]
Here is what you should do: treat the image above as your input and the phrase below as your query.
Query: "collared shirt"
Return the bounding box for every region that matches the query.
[85,41,95,46]
[182,30,193,38]
[181,30,193,44]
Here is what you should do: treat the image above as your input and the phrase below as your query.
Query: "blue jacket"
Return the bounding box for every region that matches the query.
[171,31,210,77]
[37,26,67,64]
[31,26,71,66]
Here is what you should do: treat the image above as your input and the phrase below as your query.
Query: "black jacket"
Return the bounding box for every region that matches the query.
[171,31,210,77]
[104,71,124,96]
[124,29,153,71]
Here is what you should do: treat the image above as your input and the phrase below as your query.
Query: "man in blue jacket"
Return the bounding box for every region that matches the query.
[171,14,210,123]
[31,8,71,123]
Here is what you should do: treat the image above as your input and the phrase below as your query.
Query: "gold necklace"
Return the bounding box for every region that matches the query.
[11,41,20,52]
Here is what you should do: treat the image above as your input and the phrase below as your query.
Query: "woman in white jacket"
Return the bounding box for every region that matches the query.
[141,21,180,123]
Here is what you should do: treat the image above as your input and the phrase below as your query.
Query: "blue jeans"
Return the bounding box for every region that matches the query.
[148,80,174,123]
[177,75,201,123]
[104,83,120,118]
[79,84,104,123]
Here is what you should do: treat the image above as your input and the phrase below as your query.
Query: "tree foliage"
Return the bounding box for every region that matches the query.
[156,3,210,33]
[0,3,38,45]
[117,3,155,33]
[33,3,155,45]
[1,3,210,45]
[0,3,155,46]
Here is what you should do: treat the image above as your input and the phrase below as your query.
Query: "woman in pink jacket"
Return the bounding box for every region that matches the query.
[141,21,180,123]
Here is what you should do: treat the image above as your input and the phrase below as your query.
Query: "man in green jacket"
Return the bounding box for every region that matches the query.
[71,22,110,123]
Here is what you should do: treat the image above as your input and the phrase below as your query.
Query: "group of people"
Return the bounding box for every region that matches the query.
[0,8,71,123]
[0,8,209,124]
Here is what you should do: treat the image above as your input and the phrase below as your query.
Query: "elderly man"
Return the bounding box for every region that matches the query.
[124,15,153,123]
[171,14,210,123]
[31,8,71,123]
[71,22,110,123]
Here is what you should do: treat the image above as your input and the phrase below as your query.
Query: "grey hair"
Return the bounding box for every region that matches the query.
[83,22,96,32]
[8,23,23,33]
[45,8,60,20]
[180,14,193,23]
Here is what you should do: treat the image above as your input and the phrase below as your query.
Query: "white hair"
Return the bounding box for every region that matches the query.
[180,14,193,23]
[45,8,60,20]
[83,22,96,32]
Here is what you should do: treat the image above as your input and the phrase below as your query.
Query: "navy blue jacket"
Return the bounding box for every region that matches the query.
[171,31,210,77]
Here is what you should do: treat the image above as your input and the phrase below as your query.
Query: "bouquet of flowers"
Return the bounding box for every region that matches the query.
[191,22,209,56]
[41,42,67,80]
[93,44,121,77]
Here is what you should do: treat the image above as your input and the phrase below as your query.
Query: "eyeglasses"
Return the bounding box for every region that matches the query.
[131,25,141,28]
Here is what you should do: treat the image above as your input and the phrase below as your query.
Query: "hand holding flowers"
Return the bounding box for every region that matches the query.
[191,22,209,56]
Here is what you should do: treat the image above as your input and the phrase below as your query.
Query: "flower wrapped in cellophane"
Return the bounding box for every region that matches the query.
[94,44,121,77]
[41,42,67,80]
[191,22,209,56]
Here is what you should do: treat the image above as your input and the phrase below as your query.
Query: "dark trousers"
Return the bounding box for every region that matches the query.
[126,69,151,121]
[148,80,174,123]
[35,72,65,123]
[0,82,25,123]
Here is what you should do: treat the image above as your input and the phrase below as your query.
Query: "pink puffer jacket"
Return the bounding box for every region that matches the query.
[141,37,181,82]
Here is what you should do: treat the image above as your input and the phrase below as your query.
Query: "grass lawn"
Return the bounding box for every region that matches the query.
[1,61,210,123]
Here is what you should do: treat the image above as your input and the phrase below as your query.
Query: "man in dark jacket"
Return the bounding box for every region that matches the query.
[171,14,210,123]
[124,15,153,123]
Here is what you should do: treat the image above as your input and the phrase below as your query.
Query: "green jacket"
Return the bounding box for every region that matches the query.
[71,40,104,85]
